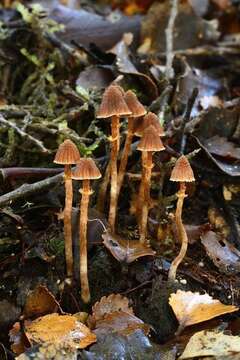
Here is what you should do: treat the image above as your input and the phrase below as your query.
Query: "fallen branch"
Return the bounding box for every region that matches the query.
[165,0,178,79]
[0,114,50,154]
[0,172,64,208]
[0,167,63,180]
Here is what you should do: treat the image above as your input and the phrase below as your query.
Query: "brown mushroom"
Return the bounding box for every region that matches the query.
[134,112,165,138]
[117,90,146,195]
[97,85,131,232]
[72,158,101,303]
[54,139,80,278]
[137,125,165,245]
[168,155,195,283]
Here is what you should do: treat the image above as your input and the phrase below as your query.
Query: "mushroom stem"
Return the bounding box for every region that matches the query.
[139,151,153,245]
[168,182,188,283]
[97,164,110,213]
[117,118,134,194]
[109,115,120,232]
[64,164,74,278]
[79,179,92,303]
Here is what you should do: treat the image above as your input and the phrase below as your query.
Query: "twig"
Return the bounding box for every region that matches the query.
[0,172,64,208]
[0,167,63,180]
[0,114,50,154]
[165,0,178,79]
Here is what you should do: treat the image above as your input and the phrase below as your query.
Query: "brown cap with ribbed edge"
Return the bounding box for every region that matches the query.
[170,155,195,182]
[134,112,165,137]
[137,125,165,152]
[124,90,146,118]
[72,158,102,180]
[97,85,132,119]
[54,139,80,165]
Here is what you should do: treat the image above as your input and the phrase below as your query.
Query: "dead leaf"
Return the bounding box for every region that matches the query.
[180,330,240,359]
[201,230,240,274]
[9,322,31,355]
[169,290,238,332]
[95,311,150,336]
[90,293,133,326]
[203,135,240,160]
[110,33,158,100]
[102,231,156,263]
[25,313,96,349]
[88,294,149,337]
[23,285,61,319]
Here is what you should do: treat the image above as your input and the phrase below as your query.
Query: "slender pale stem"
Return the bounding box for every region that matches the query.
[117,118,134,194]
[96,163,110,213]
[64,165,73,278]
[108,115,120,232]
[79,179,92,303]
[137,151,147,220]
[168,182,187,283]
[139,151,153,245]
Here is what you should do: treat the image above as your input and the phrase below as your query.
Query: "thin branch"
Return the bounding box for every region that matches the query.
[0,167,63,180]
[165,0,179,79]
[0,114,50,154]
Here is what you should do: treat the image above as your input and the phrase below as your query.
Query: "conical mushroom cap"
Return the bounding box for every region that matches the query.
[72,158,102,180]
[97,85,132,118]
[134,112,165,137]
[137,125,165,152]
[170,155,195,182]
[54,139,80,165]
[124,90,146,118]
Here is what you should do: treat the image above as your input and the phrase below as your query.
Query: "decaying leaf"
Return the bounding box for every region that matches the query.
[169,290,238,332]
[203,135,240,160]
[25,313,96,349]
[90,294,133,325]
[180,330,240,359]
[89,294,149,336]
[102,231,156,263]
[201,230,240,274]
[23,285,61,319]
[9,322,31,355]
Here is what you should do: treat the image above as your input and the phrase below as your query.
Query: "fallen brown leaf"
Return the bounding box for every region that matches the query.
[23,285,61,319]
[169,290,238,332]
[102,231,155,263]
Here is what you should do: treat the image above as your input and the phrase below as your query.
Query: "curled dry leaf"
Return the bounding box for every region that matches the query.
[201,230,240,275]
[169,290,238,332]
[25,313,96,349]
[23,285,61,319]
[180,330,240,359]
[89,294,149,337]
[102,231,156,263]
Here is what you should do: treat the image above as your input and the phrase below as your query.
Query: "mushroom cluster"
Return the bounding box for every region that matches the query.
[54,83,196,302]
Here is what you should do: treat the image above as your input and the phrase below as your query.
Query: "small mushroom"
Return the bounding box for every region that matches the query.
[72,158,102,303]
[54,139,81,278]
[134,112,165,217]
[117,90,146,195]
[137,125,165,245]
[97,84,131,232]
[168,155,195,283]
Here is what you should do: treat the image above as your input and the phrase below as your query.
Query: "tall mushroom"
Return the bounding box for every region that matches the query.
[72,158,101,303]
[137,125,165,245]
[97,85,131,233]
[54,139,80,278]
[117,90,146,194]
[134,112,165,225]
[168,155,195,283]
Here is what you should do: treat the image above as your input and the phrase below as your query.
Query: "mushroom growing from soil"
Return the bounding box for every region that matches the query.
[54,139,81,278]
[117,90,146,195]
[168,155,195,283]
[137,125,165,245]
[134,112,165,218]
[97,84,131,233]
[72,158,101,303]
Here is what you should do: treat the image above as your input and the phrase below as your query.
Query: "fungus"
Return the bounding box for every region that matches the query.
[168,155,195,283]
[117,90,146,194]
[97,85,131,232]
[137,125,165,245]
[134,112,165,218]
[72,158,102,303]
[54,139,80,278]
